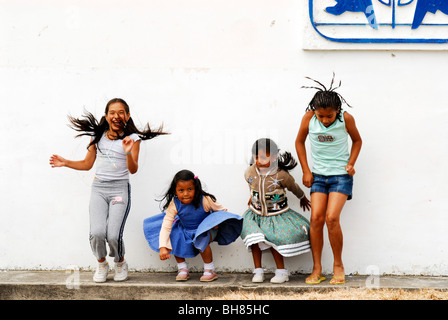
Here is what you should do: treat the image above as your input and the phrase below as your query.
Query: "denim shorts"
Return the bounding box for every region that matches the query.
[311,173,353,200]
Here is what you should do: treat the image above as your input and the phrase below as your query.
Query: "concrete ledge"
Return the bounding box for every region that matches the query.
[1,271,447,300]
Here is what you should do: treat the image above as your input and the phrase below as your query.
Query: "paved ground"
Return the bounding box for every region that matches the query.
[1,270,447,300]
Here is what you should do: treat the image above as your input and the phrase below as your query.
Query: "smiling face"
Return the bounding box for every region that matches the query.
[175,180,195,205]
[105,102,130,134]
[315,107,339,128]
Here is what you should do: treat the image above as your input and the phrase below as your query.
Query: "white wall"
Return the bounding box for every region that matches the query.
[1,1,447,276]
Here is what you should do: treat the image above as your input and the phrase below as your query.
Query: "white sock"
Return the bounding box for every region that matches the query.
[275,269,288,276]
[253,268,264,275]
[203,262,215,275]
[177,262,188,274]
[177,262,187,269]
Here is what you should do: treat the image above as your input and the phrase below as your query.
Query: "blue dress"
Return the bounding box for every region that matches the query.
[143,196,243,258]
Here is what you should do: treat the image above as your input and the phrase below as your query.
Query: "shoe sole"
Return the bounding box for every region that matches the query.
[270,278,289,284]
[114,276,128,282]
[176,277,190,281]
[305,276,326,284]
[200,276,218,282]
[330,278,345,285]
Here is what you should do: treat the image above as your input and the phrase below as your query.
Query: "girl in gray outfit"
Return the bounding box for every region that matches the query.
[50,98,167,282]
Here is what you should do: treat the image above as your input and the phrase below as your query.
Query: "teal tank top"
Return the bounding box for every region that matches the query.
[309,110,350,176]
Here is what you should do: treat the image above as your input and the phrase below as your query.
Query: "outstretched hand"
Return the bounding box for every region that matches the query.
[49,154,66,168]
[122,136,134,154]
[300,196,311,212]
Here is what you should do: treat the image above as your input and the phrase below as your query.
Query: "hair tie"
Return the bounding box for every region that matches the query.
[194,175,198,179]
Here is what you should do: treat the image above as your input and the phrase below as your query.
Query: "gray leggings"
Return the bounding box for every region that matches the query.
[89,179,131,263]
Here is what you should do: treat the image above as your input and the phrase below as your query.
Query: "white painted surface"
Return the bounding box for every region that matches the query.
[1,1,447,276]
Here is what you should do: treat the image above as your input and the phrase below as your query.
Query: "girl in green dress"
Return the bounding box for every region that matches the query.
[241,138,311,283]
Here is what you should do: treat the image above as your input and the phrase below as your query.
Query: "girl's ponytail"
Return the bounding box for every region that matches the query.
[68,110,107,150]
[277,151,297,172]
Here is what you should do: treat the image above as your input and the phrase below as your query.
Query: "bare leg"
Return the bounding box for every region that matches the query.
[199,234,218,281]
[270,248,285,269]
[200,232,214,264]
[251,244,262,268]
[200,245,213,264]
[326,192,348,282]
[307,192,328,281]
[174,256,185,263]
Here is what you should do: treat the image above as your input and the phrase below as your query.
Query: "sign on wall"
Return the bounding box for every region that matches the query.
[304,0,448,49]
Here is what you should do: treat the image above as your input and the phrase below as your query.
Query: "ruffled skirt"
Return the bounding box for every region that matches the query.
[143,210,243,258]
[240,208,310,257]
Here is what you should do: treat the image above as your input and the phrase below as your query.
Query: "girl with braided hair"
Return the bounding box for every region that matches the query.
[295,75,362,285]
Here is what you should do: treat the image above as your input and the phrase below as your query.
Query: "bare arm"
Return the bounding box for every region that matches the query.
[344,112,362,175]
[122,137,140,174]
[295,111,314,188]
[50,144,96,171]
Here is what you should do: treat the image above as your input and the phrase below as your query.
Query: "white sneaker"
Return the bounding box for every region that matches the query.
[93,261,109,283]
[252,268,265,283]
[114,260,128,281]
[270,269,289,284]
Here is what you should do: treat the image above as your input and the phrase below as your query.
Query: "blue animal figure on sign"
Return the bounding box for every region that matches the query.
[325,0,379,29]
[412,0,448,29]
[377,0,414,29]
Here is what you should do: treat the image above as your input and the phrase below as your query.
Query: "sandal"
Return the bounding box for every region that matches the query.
[175,269,189,281]
[305,274,326,284]
[200,269,218,282]
[329,275,345,285]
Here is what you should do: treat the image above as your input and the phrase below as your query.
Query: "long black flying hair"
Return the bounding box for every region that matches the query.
[67,98,168,150]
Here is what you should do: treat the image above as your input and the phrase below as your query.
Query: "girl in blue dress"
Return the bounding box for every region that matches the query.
[143,170,243,282]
